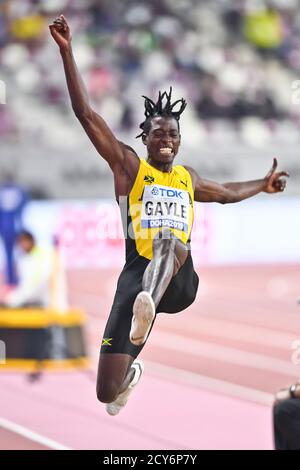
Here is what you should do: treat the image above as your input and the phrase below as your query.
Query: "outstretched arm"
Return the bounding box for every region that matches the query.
[49,15,139,178]
[186,158,289,204]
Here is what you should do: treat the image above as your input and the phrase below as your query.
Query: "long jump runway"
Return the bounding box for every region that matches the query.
[0,264,299,449]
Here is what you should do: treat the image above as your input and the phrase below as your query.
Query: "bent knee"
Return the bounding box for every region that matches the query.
[96,379,120,403]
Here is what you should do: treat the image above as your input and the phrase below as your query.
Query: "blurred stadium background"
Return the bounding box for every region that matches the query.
[1,0,300,450]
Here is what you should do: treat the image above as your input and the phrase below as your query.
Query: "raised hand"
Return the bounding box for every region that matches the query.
[49,15,72,50]
[263,158,289,193]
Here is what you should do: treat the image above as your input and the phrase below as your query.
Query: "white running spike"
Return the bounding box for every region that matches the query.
[130,291,156,346]
[106,360,144,416]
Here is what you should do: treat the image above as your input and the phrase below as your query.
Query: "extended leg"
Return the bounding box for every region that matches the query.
[96,352,134,403]
[130,229,188,345]
[96,352,144,416]
[143,228,188,307]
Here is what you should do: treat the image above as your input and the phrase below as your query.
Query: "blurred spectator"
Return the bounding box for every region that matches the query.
[1,0,300,195]
[243,4,284,51]
[1,0,300,135]
[2,230,68,309]
[0,173,28,285]
[10,12,46,42]
[49,235,68,312]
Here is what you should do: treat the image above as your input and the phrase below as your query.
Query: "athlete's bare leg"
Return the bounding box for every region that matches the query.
[129,228,188,345]
[142,228,188,306]
[96,353,134,403]
[97,229,188,405]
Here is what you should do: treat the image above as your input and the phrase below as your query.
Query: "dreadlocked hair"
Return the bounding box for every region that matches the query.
[136,87,187,138]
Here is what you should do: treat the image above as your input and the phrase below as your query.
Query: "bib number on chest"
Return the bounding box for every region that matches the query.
[141,184,189,232]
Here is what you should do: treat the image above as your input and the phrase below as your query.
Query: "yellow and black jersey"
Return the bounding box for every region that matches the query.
[101,158,199,357]
[123,159,194,261]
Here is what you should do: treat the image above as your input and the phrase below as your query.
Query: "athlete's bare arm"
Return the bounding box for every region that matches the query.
[49,15,139,193]
[186,158,289,203]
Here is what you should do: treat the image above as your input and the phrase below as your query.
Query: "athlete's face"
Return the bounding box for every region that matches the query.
[143,117,181,164]
[17,236,34,254]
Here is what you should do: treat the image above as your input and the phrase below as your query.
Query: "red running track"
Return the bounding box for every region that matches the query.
[0,264,299,449]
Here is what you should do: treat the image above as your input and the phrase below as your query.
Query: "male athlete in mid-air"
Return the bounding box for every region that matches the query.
[50,16,289,416]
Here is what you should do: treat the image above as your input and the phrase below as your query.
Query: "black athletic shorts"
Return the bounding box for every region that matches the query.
[100,252,199,358]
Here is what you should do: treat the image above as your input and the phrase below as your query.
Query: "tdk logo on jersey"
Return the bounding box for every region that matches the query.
[151,186,183,199]
[151,187,159,196]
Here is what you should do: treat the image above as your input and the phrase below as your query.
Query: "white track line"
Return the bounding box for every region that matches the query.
[145,360,274,406]
[0,417,72,450]
[171,316,299,349]
[150,330,298,375]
